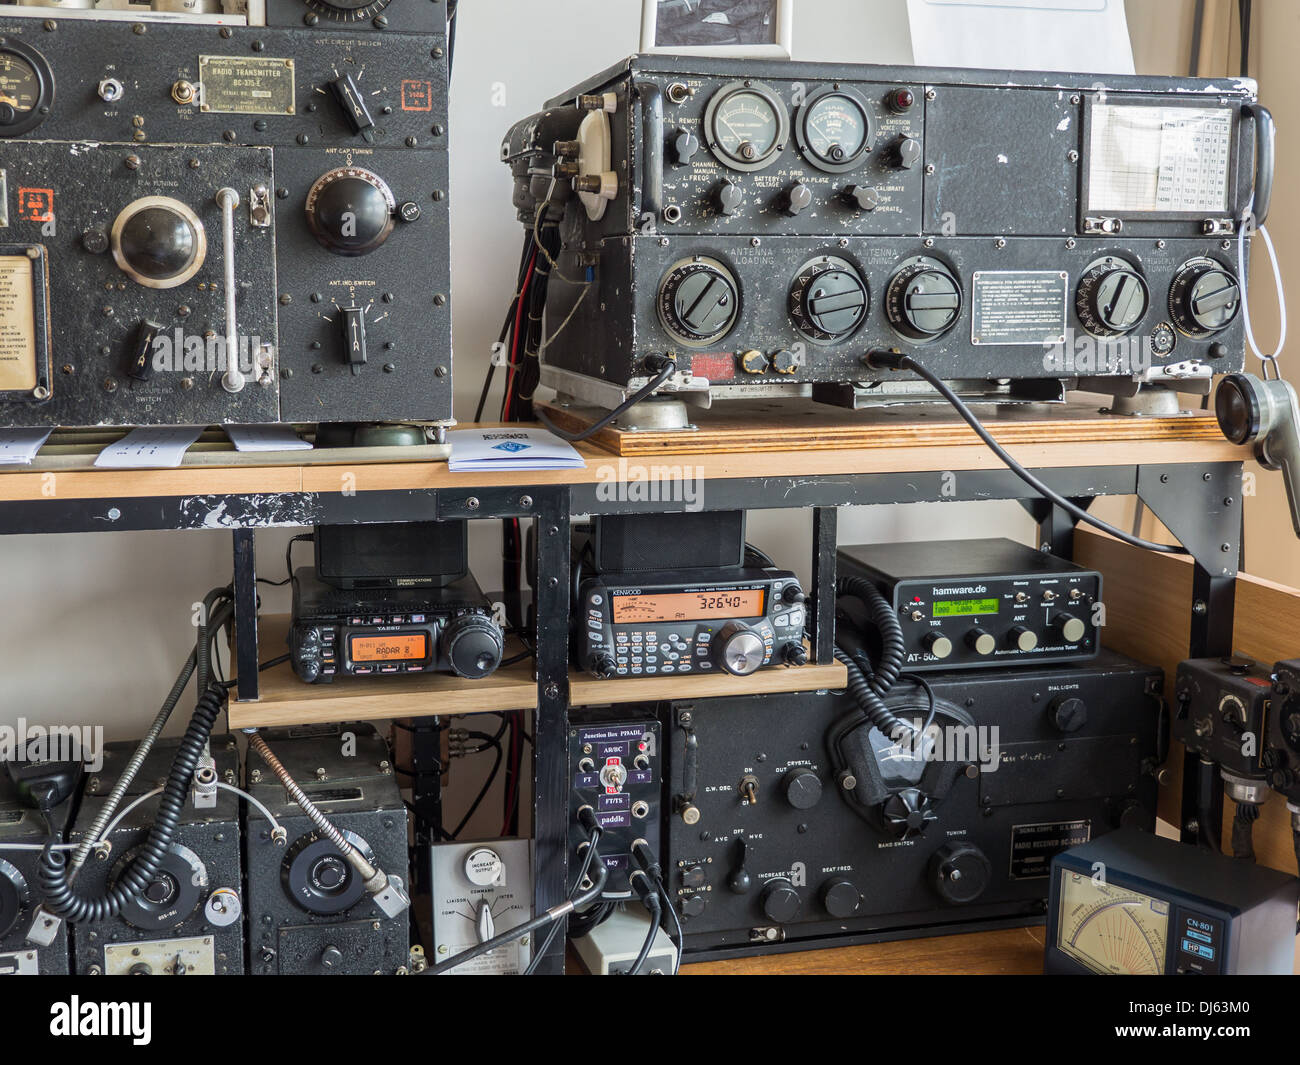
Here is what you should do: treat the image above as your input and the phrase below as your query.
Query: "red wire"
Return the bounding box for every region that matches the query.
[502,249,537,421]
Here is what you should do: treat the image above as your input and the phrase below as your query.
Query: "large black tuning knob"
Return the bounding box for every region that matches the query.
[760,879,802,924]
[305,167,397,256]
[784,768,823,810]
[886,257,962,340]
[789,255,869,343]
[929,841,992,904]
[821,878,861,918]
[881,787,937,839]
[441,614,504,679]
[1075,257,1149,337]
[110,197,207,289]
[1169,258,1241,337]
[657,256,741,347]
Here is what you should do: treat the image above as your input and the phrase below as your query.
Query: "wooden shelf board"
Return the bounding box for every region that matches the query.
[570,657,846,707]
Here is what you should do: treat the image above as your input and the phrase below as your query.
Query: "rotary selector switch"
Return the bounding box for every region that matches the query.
[1169,258,1241,337]
[1075,256,1150,337]
[282,830,374,916]
[713,621,767,676]
[305,167,397,256]
[440,614,503,679]
[886,256,962,340]
[110,197,207,289]
[789,255,869,344]
[657,256,740,347]
[113,844,208,931]
[882,787,936,839]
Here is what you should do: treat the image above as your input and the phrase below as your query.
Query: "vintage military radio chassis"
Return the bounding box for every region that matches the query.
[505,55,1268,409]
[0,1,451,427]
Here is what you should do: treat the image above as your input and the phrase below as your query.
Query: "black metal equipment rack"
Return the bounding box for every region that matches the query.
[0,451,1242,973]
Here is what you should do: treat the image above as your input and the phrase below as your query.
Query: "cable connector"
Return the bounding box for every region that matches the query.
[629,869,658,906]
[864,349,908,371]
[576,804,600,835]
[630,838,662,884]
[643,353,677,375]
[25,907,61,947]
[366,873,411,920]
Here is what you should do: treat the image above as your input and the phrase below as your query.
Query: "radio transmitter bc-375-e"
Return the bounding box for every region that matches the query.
[0,0,451,428]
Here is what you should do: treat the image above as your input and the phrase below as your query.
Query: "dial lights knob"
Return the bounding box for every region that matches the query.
[657,256,740,347]
[442,614,504,679]
[714,621,766,676]
[1169,258,1241,337]
[886,257,962,340]
[1075,257,1149,337]
[789,255,869,343]
[305,167,397,256]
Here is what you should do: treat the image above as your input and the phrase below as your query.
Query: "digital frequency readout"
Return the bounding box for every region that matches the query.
[611,589,765,624]
[932,598,1000,618]
[349,633,429,663]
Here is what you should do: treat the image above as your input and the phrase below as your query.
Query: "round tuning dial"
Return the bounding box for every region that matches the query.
[886,257,962,340]
[305,167,396,256]
[1169,258,1241,337]
[113,843,207,931]
[930,841,992,904]
[110,197,207,289]
[657,256,740,348]
[713,621,767,677]
[441,614,503,679]
[789,255,869,344]
[1075,257,1149,337]
[0,859,30,939]
[304,0,393,23]
[282,830,374,915]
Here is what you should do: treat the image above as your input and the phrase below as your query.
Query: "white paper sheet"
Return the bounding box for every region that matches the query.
[224,425,313,452]
[0,428,53,466]
[907,0,1135,76]
[447,428,586,472]
[94,426,204,469]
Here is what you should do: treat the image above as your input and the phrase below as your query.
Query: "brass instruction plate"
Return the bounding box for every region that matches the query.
[0,248,47,395]
[199,55,295,116]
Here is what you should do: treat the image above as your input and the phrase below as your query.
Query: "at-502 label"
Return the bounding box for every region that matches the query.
[199,55,296,116]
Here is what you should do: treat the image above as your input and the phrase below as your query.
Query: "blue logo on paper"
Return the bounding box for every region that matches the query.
[492,441,530,453]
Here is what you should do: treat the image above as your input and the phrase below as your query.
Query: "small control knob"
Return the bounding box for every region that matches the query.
[896,137,922,169]
[589,653,618,679]
[922,631,953,660]
[714,179,744,216]
[882,787,936,838]
[761,879,802,924]
[1076,258,1149,337]
[714,621,766,676]
[886,258,962,340]
[1008,626,1038,652]
[110,197,207,289]
[770,348,799,374]
[1049,695,1088,733]
[821,878,860,918]
[784,768,823,810]
[966,628,996,656]
[657,256,740,347]
[680,864,707,890]
[781,585,806,604]
[842,184,880,212]
[782,643,809,666]
[671,129,700,167]
[781,182,813,217]
[679,894,707,919]
[320,945,344,970]
[790,255,869,343]
[1054,613,1088,644]
[305,167,396,256]
[293,627,323,683]
[1169,259,1241,337]
[441,614,503,679]
[930,841,992,904]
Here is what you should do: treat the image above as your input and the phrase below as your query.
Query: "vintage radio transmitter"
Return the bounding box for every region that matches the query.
[1264,659,1300,810]
[1046,828,1298,975]
[1174,656,1274,784]
[288,567,503,682]
[838,538,1101,671]
[69,736,244,976]
[504,57,1268,412]
[572,514,807,678]
[0,0,451,428]
[0,760,81,975]
[568,712,661,899]
[664,651,1164,960]
[244,723,411,975]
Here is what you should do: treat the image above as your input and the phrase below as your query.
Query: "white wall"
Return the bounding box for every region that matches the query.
[2,0,1041,746]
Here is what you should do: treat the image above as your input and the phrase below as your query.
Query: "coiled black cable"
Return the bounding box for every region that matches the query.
[834,649,914,741]
[38,684,227,922]
[836,574,905,696]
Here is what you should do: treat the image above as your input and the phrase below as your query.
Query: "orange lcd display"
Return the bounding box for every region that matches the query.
[349,633,429,663]
[611,589,764,624]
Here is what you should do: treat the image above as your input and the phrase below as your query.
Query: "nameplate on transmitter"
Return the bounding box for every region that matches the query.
[199,55,296,116]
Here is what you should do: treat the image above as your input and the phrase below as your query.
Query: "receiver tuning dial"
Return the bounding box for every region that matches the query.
[713,621,766,676]
[789,255,869,344]
[1169,258,1241,337]
[305,167,396,256]
[441,614,504,679]
[657,256,740,347]
[886,257,961,340]
[110,197,207,289]
[1075,256,1149,337]
[930,841,992,904]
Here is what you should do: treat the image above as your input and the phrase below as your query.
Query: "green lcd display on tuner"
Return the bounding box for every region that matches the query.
[932,598,999,617]
[1045,828,1299,975]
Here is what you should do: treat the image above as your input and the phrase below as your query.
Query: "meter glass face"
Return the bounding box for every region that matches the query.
[803,94,869,165]
[1056,870,1169,974]
[0,53,40,116]
[709,89,783,166]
